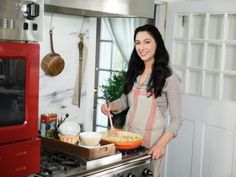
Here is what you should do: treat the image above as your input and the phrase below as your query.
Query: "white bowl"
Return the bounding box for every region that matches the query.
[79,132,102,146]
[58,121,80,136]
[59,130,79,136]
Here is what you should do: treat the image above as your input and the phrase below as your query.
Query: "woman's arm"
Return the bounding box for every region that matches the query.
[165,73,183,136]
[149,73,183,160]
[101,93,128,117]
[148,131,174,160]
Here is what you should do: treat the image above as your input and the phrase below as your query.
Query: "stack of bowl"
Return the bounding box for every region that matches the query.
[58,121,80,144]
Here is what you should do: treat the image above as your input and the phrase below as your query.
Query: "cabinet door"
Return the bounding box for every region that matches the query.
[156,1,236,177]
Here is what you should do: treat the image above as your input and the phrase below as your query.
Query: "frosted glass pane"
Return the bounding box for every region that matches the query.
[227,14,236,40]
[206,44,221,69]
[101,19,112,40]
[186,70,202,96]
[173,41,187,66]
[96,126,108,132]
[222,75,236,101]
[224,44,236,71]
[99,42,112,69]
[189,43,204,67]
[204,72,219,99]
[96,101,108,126]
[98,71,110,97]
[112,46,126,71]
[208,14,224,40]
[175,15,189,39]
[192,14,206,39]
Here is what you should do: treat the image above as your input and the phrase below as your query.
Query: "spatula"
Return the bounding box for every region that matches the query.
[104,92,116,132]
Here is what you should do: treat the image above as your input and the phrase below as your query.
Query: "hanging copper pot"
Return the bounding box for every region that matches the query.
[41,29,65,76]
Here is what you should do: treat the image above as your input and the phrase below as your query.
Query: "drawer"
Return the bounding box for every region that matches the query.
[0,138,40,177]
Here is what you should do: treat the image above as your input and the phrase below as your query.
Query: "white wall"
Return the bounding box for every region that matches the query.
[39,13,97,131]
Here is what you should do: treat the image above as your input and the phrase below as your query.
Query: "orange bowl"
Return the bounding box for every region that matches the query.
[100,130,143,150]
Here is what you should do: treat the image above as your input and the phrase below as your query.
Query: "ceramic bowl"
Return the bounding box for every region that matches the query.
[79,132,102,146]
[58,121,80,136]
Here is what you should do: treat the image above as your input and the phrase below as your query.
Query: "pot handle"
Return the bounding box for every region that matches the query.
[49,29,56,54]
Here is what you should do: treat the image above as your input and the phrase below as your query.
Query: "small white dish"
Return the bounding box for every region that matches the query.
[79,132,102,146]
[78,142,100,149]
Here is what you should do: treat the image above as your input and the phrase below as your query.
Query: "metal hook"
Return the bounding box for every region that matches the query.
[49,13,54,31]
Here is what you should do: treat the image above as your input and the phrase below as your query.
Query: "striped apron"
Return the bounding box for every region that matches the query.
[123,87,165,177]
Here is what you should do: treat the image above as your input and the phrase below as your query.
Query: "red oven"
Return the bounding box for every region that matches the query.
[0,42,40,177]
[0,0,43,176]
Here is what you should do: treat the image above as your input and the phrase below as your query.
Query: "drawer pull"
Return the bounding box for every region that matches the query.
[15,151,27,156]
[15,166,27,172]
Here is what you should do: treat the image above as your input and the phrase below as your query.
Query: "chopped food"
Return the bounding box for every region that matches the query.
[100,131,143,142]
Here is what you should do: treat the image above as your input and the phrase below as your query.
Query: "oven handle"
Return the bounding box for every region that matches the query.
[79,154,152,177]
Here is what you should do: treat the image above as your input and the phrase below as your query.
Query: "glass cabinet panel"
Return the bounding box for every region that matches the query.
[192,14,206,39]
[208,14,224,40]
[206,43,222,69]
[224,44,236,71]
[189,42,204,67]
[175,15,189,39]
[172,11,236,102]
[186,70,202,96]
[173,41,187,66]
[222,74,236,101]
[204,72,219,99]
[227,14,236,40]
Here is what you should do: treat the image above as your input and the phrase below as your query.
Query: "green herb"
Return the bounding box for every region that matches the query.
[101,71,126,102]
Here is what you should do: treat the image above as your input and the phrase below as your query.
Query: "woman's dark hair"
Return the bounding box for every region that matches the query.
[124,24,172,98]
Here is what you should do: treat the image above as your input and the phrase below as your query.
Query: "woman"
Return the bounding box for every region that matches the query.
[101,24,182,177]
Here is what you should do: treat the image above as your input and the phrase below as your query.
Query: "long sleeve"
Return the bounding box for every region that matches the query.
[164,73,183,136]
[112,93,129,114]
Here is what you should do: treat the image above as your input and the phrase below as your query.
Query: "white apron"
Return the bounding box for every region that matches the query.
[123,87,165,177]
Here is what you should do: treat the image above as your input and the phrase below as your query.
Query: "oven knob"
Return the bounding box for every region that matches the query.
[21,2,40,20]
[127,173,136,177]
[143,168,153,176]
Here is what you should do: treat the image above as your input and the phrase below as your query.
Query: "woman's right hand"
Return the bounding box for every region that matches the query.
[101,103,112,117]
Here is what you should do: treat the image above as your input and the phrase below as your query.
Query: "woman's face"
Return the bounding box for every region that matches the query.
[135,31,157,63]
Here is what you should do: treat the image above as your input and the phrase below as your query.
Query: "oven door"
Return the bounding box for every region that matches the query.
[0,42,39,144]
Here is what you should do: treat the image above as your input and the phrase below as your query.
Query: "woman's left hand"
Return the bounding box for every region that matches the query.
[148,142,166,160]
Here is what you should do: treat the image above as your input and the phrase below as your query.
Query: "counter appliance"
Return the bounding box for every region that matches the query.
[0,0,43,176]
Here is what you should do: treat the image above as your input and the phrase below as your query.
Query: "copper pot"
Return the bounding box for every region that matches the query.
[41,29,65,76]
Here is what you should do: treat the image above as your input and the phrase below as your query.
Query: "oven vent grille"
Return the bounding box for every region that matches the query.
[0,18,16,29]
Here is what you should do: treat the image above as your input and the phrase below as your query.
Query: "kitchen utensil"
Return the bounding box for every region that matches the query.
[104,91,115,131]
[100,130,143,150]
[77,34,84,107]
[108,115,115,131]
[41,29,65,76]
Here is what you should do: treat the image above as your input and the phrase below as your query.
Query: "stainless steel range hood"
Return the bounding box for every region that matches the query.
[44,0,154,18]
